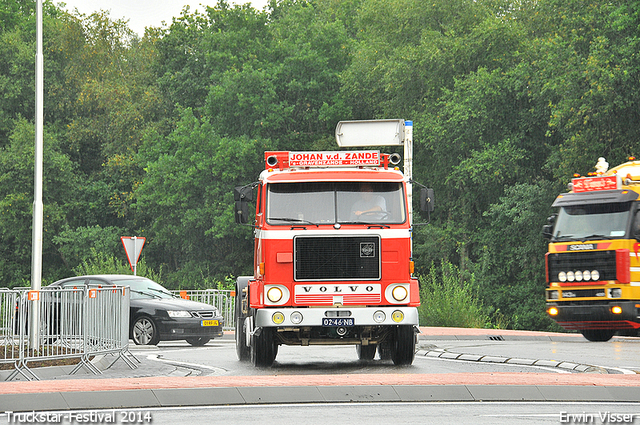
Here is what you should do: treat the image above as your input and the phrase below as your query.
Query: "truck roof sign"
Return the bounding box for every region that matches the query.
[288,151,380,167]
[572,175,620,192]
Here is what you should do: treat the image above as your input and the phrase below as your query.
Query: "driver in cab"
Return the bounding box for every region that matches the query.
[351,183,386,221]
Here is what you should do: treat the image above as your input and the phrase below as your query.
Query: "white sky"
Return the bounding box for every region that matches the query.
[57,1,270,36]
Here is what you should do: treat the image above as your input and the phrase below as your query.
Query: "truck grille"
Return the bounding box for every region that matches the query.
[547,250,616,282]
[294,236,380,281]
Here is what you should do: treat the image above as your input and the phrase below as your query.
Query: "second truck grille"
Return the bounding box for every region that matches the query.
[547,250,617,282]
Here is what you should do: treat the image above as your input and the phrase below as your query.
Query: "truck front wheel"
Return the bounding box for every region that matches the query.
[251,327,277,367]
[235,317,250,361]
[235,278,251,361]
[581,329,616,342]
[391,325,416,366]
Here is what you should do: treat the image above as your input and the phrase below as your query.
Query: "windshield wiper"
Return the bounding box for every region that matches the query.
[131,289,162,299]
[269,217,319,227]
[581,234,615,241]
[551,235,577,242]
[147,287,176,297]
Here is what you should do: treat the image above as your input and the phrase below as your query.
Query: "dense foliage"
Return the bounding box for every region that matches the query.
[2,0,639,330]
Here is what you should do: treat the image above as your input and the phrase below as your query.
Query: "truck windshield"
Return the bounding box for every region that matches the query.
[267,182,406,225]
[552,202,632,241]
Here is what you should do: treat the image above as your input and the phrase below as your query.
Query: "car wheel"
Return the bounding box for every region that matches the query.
[132,316,160,345]
[186,337,210,346]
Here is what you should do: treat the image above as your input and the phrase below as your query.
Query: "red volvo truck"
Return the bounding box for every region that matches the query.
[233,120,434,366]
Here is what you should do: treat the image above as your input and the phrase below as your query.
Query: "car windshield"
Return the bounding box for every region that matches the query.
[113,278,175,300]
[266,181,406,225]
[552,202,632,241]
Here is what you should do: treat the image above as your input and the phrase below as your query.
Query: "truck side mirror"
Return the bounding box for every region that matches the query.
[542,214,556,240]
[234,186,254,224]
[420,188,435,213]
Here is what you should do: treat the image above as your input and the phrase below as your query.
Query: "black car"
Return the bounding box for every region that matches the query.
[49,274,224,346]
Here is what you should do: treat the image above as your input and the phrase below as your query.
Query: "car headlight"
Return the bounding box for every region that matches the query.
[167,310,191,318]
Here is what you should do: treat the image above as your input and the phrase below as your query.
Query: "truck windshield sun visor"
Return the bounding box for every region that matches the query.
[552,189,639,207]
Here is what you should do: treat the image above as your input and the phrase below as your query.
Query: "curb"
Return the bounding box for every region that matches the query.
[2,384,640,411]
[418,346,607,374]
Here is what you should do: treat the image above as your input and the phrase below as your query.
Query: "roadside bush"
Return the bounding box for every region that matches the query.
[418,261,491,329]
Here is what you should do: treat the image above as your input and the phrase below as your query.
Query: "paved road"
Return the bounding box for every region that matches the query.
[0,327,639,415]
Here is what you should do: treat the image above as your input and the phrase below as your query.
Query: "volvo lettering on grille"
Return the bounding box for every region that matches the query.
[295,284,382,305]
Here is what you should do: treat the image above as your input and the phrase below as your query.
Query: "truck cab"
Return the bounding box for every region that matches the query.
[233,120,433,366]
[544,157,640,341]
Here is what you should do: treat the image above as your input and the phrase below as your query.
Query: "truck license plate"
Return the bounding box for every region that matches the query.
[201,320,219,327]
[322,318,354,327]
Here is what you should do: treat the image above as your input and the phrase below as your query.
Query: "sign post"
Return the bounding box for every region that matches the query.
[121,236,146,276]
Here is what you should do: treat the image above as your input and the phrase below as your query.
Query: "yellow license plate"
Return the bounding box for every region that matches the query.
[201,320,219,327]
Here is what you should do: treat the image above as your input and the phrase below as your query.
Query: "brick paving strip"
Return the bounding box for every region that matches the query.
[0,373,639,396]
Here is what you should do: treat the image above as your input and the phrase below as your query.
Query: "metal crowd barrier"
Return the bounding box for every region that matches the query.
[173,289,235,331]
[0,286,136,381]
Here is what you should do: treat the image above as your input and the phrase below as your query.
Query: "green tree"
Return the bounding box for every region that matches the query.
[134,107,271,283]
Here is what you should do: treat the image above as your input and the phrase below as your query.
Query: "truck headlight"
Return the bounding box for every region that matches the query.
[558,272,567,282]
[373,310,386,323]
[391,310,404,323]
[272,312,285,324]
[290,311,303,324]
[391,285,408,302]
[591,270,600,281]
[264,285,290,305]
[267,287,283,303]
[548,290,559,300]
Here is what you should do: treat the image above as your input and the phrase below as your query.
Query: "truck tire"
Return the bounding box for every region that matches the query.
[235,278,251,361]
[251,327,277,367]
[356,344,376,361]
[391,325,416,366]
[377,341,392,360]
[581,329,616,342]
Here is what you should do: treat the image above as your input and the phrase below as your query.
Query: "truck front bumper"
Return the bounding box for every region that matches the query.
[547,301,640,330]
[255,306,419,328]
